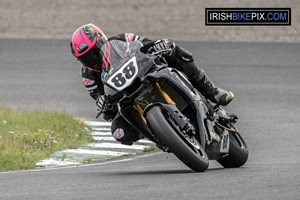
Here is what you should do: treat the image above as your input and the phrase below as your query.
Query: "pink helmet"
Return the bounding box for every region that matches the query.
[70,24,108,71]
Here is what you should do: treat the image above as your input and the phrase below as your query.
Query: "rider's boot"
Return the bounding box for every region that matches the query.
[179,61,234,106]
[201,81,234,106]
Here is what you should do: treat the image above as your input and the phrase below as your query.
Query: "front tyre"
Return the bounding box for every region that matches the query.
[217,131,249,168]
[146,106,209,172]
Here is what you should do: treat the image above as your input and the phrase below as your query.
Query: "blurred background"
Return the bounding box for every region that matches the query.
[0,0,299,42]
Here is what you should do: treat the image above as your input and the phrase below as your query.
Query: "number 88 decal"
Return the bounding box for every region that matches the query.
[107,57,138,91]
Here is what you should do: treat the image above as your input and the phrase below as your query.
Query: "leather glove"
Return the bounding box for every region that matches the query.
[152,39,175,56]
[96,95,105,110]
[96,95,113,114]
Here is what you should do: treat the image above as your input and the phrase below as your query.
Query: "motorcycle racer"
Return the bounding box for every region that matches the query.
[70,23,234,145]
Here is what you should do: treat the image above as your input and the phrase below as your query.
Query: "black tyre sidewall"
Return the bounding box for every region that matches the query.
[218,131,249,168]
[146,106,209,172]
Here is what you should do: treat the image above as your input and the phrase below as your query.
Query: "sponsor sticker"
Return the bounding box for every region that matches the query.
[125,33,134,43]
[82,78,95,86]
[76,42,88,51]
[113,128,125,140]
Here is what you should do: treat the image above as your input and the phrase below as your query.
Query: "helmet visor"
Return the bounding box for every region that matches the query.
[77,46,102,70]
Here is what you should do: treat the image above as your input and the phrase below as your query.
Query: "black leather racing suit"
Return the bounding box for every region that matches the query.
[81,33,220,145]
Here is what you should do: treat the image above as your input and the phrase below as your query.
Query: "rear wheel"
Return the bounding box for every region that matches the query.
[217,131,249,168]
[146,106,209,172]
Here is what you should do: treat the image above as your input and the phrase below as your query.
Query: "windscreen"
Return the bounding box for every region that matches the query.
[100,40,143,77]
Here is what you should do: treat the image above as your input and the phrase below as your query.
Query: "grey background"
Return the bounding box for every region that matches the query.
[0,0,299,42]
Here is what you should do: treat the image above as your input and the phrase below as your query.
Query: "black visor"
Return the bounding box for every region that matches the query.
[77,46,102,70]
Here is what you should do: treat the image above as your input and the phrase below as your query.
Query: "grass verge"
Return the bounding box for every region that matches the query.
[0,106,92,171]
[143,146,156,152]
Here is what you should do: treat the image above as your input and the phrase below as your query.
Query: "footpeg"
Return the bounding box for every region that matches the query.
[217,107,238,123]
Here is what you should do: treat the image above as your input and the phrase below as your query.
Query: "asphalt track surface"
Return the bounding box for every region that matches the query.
[0,38,300,200]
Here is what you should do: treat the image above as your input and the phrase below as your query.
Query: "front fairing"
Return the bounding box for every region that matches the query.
[100,40,155,102]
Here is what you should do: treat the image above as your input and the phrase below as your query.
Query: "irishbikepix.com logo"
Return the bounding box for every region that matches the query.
[205,8,291,26]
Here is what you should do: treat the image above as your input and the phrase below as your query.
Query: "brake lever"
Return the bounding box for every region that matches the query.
[160,57,169,67]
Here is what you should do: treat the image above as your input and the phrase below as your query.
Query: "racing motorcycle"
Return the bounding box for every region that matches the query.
[98,40,248,172]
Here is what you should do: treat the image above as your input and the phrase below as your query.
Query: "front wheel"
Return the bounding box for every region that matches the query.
[217,131,249,168]
[146,106,209,172]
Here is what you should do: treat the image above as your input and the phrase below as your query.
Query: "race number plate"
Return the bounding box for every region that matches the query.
[107,56,139,91]
[220,129,230,153]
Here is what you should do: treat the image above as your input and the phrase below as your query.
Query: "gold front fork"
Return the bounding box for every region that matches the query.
[133,104,147,124]
[133,81,175,124]
[154,82,175,104]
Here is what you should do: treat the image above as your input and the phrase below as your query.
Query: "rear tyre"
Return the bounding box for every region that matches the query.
[217,131,248,168]
[146,106,209,172]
